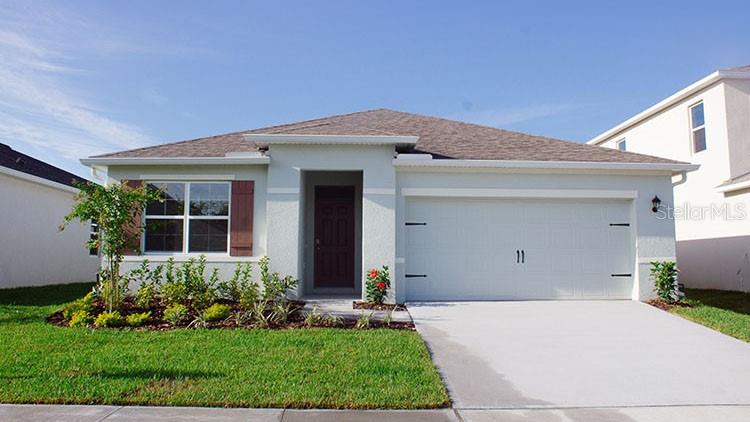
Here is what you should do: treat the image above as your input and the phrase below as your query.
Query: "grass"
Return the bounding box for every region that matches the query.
[670,288,750,342]
[0,283,449,408]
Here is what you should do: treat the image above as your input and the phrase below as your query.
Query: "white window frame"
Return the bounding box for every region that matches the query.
[616,138,626,151]
[142,181,232,255]
[689,101,706,153]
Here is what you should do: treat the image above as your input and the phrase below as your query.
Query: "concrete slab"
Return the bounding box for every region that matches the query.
[281,409,458,421]
[409,301,750,409]
[302,298,411,322]
[457,406,750,422]
[0,404,120,422]
[103,406,282,421]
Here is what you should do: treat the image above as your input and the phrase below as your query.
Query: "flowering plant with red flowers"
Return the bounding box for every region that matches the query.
[365,265,390,304]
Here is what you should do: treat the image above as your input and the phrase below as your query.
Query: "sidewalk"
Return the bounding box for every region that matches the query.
[2,404,750,421]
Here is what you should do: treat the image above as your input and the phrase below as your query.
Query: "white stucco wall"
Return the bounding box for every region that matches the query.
[395,168,677,301]
[265,144,396,300]
[0,173,98,288]
[595,80,750,291]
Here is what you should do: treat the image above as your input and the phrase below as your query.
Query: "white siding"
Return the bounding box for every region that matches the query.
[0,173,98,288]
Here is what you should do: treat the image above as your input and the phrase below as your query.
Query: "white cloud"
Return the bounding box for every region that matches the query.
[0,2,163,177]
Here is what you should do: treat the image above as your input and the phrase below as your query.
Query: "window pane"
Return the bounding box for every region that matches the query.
[690,103,704,128]
[190,183,229,216]
[693,127,707,152]
[145,183,185,216]
[144,218,184,252]
[617,140,626,151]
[189,219,228,252]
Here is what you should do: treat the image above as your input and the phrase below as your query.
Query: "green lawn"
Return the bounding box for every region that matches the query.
[670,289,750,342]
[0,283,449,409]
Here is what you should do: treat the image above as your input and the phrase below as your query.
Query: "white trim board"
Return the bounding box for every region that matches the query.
[81,156,270,166]
[401,188,639,199]
[716,180,750,194]
[392,158,698,174]
[0,165,80,193]
[139,174,235,181]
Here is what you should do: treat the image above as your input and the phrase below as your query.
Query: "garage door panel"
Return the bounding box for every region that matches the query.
[404,198,633,301]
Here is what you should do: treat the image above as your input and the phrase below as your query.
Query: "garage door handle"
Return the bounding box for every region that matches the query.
[516,250,520,263]
[611,273,632,277]
[521,250,525,263]
[405,274,427,278]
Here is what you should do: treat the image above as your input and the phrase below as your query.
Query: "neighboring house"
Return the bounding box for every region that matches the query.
[82,109,696,303]
[0,143,98,288]
[588,65,750,292]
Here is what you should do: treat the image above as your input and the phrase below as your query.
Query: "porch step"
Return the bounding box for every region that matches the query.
[302,298,412,323]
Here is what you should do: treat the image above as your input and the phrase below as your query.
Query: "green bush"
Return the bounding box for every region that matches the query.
[259,256,298,302]
[651,261,679,303]
[163,304,189,326]
[94,311,124,328]
[202,303,231,321]
[161,256,219,308]
[192,290,217,311]
[130,260,164,308]
[126,311,151,327]
[218,262,256,303]
[62,291,95,320]
[134,284,157,309]
[69,310,93,327]
[161,280,188,306]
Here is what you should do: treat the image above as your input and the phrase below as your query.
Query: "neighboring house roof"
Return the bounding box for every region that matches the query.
[588,65,750,145]
[716,170,750,193]
[0,143,86,188]
[92,109,681,165]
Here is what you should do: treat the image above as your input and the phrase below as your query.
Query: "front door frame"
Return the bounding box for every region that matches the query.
[313,185,356,288]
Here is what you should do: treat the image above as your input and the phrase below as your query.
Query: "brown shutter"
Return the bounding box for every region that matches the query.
[230,181,254,256]
[122,179,143,255]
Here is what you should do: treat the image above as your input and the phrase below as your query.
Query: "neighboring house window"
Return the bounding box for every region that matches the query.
[690,101,706,152]
[617,139,627,151]
[89,220,99,256]
[143,182,230,254]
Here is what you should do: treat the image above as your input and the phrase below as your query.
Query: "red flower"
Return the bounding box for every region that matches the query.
[376,282,386,290]
[369,268,378,278]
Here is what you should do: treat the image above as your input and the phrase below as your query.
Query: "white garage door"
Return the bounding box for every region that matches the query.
[404,197,634,301]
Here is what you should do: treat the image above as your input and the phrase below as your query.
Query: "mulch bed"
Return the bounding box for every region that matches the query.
[47,297,414,331]
[352,301,407,311]
[646,299,692,311]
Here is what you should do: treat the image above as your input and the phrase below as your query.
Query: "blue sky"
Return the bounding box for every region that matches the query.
[1,0,748,178]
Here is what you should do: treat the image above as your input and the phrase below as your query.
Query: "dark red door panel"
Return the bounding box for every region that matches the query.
[314,186,355,288]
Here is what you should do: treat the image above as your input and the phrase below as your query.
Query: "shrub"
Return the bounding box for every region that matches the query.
[161,280,188,306]
[161,256,219,308]
[163,304,189,326]
[303,306,323,327]
[259,257,299,302]
[238,285,260,311]
[218,263,252,301]
[95,272,129,310]
[251,301,271,328]
[324,314,344,327]
[651,261,679,304]
[192,290,217,311]
[202,303,231,321]
[355,311,373,329]
[62,291,95,320]
[131,260,164,308]
[126,311,151,327]
[94,311,124,328]
[271,301,293,324]
[365,265,390,304]
[69,310,93,327]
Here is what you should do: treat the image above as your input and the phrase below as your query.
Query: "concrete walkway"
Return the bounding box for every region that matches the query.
[409,301,750,410]
[3,404,750,421]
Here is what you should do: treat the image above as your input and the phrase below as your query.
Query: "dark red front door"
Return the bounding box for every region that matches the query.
[314,186,355,288]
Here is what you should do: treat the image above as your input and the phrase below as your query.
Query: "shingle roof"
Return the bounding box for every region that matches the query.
[718,170,750,188]
[722,64,750,72]
[1,143,86,187]
[94,109,682,164]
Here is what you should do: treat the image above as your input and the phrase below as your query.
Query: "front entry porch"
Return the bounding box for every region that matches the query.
[301,171,363,298]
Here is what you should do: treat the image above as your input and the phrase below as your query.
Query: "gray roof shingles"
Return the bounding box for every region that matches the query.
[93,109,683,164]
[1,143,86,187]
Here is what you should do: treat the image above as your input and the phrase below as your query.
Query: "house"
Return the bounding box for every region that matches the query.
[81,109,697,303]
[588,65,750,292]
[0,143,98,288]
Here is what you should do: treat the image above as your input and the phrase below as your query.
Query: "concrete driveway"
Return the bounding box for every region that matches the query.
[408,301,750,410]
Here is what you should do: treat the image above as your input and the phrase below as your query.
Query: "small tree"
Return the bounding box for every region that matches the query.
[61,181,162,311]
[651,261,679,304]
